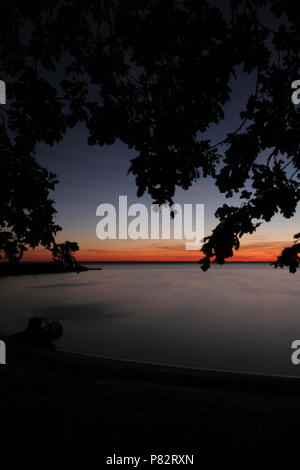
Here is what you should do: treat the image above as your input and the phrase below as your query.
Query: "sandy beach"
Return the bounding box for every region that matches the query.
[1,341,300,450]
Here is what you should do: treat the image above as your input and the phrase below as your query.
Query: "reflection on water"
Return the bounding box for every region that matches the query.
[0,263,299,376]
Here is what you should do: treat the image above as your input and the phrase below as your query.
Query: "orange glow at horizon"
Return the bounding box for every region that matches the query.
[22,240,289,263]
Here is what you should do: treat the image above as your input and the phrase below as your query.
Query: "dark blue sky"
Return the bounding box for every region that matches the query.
[30,68,299,261]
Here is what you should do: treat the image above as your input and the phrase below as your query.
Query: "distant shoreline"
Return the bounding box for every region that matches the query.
[7,260,272,264]
[80,260,272,264]
[0,262,99,276]
[0,260,272,276]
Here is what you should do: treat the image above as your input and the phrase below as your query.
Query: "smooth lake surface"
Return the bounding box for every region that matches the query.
[0,263,299,376]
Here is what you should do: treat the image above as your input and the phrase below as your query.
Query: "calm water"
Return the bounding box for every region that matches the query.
[0,263,299,376]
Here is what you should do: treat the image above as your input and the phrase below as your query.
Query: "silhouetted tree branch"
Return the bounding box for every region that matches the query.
[0,0,299,270]
[272,233,300,273]
[50,241,82,272]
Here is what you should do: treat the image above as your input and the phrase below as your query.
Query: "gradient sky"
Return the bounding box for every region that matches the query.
[24,68,299,263]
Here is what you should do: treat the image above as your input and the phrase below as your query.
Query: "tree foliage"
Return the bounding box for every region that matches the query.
[272,233,300,273]
[0,149,60,262]
[50,241,81,271]
[0,0,299,270]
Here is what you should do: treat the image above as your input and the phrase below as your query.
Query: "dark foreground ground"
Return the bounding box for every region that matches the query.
[1,343,300,452]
